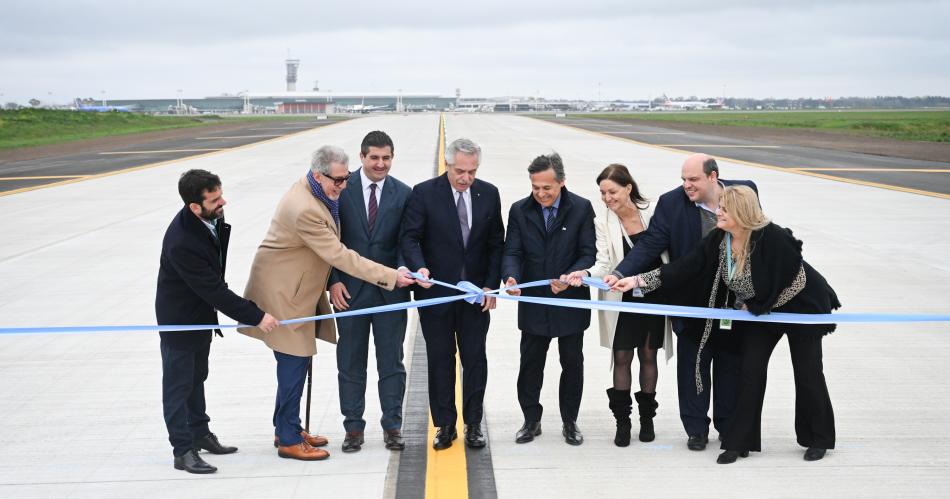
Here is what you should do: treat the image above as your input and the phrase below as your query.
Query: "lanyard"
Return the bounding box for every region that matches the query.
[726,232,736,283]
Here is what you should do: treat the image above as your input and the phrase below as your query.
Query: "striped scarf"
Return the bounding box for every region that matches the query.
[306,171,340,227]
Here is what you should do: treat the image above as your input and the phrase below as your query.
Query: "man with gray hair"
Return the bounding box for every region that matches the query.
[401,137,505,450]
[502,152,596,446]
[240,145,415,461]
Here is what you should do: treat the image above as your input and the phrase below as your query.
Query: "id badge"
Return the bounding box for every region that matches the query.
[630,288,644,298]
[719,318,732,330]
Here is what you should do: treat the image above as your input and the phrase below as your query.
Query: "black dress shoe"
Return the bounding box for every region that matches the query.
[687,433,709,451]
[562,422,584,446]
[804,447,827,461]
[193,432,237,455]
[515,421,542,444]
[433,425,457,450]
[465,424,487,448]
[174,449,217,474]
[384,429,404,451]
[716,450,750,464]
[342,431,364,453]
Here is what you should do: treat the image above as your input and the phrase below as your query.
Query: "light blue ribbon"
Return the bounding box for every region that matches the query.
[1,274,948,336]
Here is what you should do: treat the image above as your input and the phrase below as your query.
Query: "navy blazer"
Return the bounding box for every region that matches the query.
[400,174,505,300]
[612,179,757,339]
[329,171,411,306]
[155,207,264,350]
[501,188,597,337]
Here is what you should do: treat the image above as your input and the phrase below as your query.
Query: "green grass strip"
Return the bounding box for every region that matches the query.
[582,110,950,143]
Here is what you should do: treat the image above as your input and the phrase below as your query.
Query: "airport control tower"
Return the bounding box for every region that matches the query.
[286,59,300,92]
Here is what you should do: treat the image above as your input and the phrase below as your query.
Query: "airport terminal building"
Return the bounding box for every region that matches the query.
[107,92,456,114]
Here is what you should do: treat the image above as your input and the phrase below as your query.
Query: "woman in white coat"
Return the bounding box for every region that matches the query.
[565,164,671,447]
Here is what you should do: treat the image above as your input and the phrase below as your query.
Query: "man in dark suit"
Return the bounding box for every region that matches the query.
[400,138,505,450]
[606,153,758,451]
[329,131,412,453]
[502,153,597,446]
[156,169,279,473]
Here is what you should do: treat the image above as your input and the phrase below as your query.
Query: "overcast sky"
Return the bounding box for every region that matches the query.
[1,0,947,103]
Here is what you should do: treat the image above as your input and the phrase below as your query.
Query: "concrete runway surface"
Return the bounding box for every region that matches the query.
[0,113,948,498]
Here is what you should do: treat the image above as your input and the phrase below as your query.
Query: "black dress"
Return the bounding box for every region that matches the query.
[613,232,665,351]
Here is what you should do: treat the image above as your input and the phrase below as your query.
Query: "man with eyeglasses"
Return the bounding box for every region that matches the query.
[240,145,415,462]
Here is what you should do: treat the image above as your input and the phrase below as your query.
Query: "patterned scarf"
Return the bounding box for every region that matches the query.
[306,171,340,227]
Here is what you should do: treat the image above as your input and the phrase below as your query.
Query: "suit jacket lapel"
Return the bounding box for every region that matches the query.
[605,209,624,263]
[438,175,465,249]
[521,196,546,235]
[347,171,370,236]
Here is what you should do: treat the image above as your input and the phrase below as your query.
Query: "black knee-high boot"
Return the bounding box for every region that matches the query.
[607,388,632,447]
[635,391,658,442]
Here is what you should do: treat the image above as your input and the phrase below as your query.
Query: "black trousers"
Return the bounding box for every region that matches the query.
[517,331,584,424]
[160,339,211,457]
[419,301,489,427]
[676,330,740,437]
[722,327,836,452]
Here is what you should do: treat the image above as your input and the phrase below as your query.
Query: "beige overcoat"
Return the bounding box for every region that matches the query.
[239,176,397,357]
[586,207,674,363]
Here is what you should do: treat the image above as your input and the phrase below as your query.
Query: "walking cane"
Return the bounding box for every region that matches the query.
[304,357,313,433]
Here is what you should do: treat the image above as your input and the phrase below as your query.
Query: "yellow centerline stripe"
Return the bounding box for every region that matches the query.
[424,112,470,499]
[535,117,950,201]
[0,175,89,180]
[99,149,224,155]
[792,168,950,173]
[0,119,349,198]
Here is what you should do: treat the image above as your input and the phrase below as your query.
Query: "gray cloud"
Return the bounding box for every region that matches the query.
[1,0,947,102]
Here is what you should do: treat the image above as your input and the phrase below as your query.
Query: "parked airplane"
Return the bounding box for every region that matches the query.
[342,103,394,113]
[660,96,724,110]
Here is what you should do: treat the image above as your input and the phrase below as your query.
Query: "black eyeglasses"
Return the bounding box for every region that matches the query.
[325,172,352,186]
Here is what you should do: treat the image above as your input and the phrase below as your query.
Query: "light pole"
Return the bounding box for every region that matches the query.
[176,89,183,114]
[101,90,107,106]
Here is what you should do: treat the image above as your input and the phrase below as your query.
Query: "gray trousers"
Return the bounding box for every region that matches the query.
[336,288,408,433]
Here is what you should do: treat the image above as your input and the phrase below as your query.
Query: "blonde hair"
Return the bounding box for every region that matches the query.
[720,185,769,274]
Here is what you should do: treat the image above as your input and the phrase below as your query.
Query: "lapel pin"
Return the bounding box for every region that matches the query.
[562,227,567,231]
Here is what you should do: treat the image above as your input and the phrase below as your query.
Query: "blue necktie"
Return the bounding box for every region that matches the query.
[544,206,557,231]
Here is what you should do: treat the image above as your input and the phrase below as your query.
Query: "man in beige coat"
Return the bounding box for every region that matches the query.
[240,145,415,461]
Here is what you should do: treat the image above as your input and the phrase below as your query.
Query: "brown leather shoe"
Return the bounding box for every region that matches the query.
[277,442,329,461]
[301,431,329,447]
[273,431,329,448]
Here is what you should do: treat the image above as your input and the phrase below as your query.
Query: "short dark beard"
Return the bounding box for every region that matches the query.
[200,206,223,220]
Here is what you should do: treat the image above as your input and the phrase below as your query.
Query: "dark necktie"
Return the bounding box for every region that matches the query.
[457,191,470,247]
[544,206,557,231]
[209,221,223,267]
[367,183,378,233]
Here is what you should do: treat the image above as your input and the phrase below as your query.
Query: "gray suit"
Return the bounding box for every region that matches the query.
[329,171,412,432]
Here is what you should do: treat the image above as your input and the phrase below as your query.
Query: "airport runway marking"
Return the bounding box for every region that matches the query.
[655,144,781,148]
[99,149,225,155]
[0,175,89,180]
[536,117,950,200]
[248,127,318,131]
[792,168,950,173]
[0,119,349,197]
[194,134,284,139]
[606,131,687,135]
[423,112,472,499]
